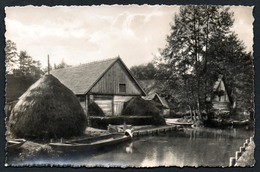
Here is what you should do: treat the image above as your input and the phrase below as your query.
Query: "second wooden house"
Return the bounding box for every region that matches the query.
[51,57,146,116]
[212,75,231,114]
[143,93,170,116]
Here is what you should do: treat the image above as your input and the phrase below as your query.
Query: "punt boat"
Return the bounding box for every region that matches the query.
[7,139,26,152]
[49,133,132,152]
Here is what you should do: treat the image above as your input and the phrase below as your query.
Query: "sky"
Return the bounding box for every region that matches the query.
[5,5,254,68]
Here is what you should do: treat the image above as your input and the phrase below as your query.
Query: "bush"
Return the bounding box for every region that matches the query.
[89,116,156,129]
[163,110,188,118]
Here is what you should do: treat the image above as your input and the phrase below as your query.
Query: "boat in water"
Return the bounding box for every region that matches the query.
[165,118,193,126]
[206,118,251,128]
[7,139,26,152]
[49,133,132,152]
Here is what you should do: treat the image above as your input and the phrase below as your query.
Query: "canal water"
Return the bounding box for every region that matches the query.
[10,127,253,167]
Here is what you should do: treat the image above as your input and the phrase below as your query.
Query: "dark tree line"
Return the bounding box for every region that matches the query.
[130,63,157,80]
[5,40,72,77]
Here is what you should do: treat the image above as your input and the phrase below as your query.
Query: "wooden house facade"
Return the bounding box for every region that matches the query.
[212,75,231,114]
[51,57,146,116]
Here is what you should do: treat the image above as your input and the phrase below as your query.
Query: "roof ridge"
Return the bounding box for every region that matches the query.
[79,57,119,67]
[52,57,119,72]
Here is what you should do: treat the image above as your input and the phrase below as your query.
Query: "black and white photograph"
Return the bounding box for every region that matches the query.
[4,5,255,167]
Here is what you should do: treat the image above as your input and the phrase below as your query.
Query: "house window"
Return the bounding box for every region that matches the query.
[119,83,126,93]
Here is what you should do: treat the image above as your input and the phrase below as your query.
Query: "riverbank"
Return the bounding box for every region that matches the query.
[7,126,252,167]
[6,127,109,164]
[7,125,170,164]
[235,141,255,167]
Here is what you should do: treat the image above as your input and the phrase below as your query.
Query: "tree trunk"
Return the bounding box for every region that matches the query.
[188,105,193,118]
[193,9,202,120]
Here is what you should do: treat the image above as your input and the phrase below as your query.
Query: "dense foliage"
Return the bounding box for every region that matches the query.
[155,6,253,119]
[130,63,157,80]
[89,116,155,129]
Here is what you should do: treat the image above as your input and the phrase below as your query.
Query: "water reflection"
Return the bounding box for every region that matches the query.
[125,143,133,154]
[9,127,253,167]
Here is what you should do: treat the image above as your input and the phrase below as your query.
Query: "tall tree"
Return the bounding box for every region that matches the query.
[5,40,18,74]
[18,51,43,77]
[18,51,33,75]
[157,5,252,119]
[5,40,43,78]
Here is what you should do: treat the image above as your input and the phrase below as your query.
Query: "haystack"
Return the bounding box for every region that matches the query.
[121,96,166,125]
[8,74,87,139]
[88,102,104,116]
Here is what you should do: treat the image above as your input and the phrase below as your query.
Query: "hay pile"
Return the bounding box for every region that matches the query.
[88,102,104,116]
[121,96,166,125]
[8,74,87,140]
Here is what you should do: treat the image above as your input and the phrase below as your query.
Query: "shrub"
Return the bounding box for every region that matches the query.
[89,116,155,129]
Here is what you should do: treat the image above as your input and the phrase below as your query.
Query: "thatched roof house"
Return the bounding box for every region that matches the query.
[51,57,146,116]
[8,74,87,139]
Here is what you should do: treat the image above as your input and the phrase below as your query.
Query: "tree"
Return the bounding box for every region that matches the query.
[17,51,43,77]
[130,63,157,80]
[18,51,31,75]
[157,5,252,120]
[5,40,18,74]
[54,59,71,69]
[30,60,44,78]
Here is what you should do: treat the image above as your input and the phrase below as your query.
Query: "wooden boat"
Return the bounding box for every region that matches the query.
[49,133,132,152]
[166,118,193,126]
[7,139,26,152]
[207,119,250,128]
[231,119,250,127]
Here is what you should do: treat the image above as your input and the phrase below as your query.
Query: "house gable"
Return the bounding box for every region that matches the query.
[213,78,230,103]
[89,59,144,96]
[144,93,170,109]
[51,58,118,95]
[212,76,231,113]
[51,57,145,96]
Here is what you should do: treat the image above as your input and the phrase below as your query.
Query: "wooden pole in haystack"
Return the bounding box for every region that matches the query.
[47,54,50,75]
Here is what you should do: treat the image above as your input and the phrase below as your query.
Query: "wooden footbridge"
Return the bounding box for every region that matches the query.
[132,125,182,138]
